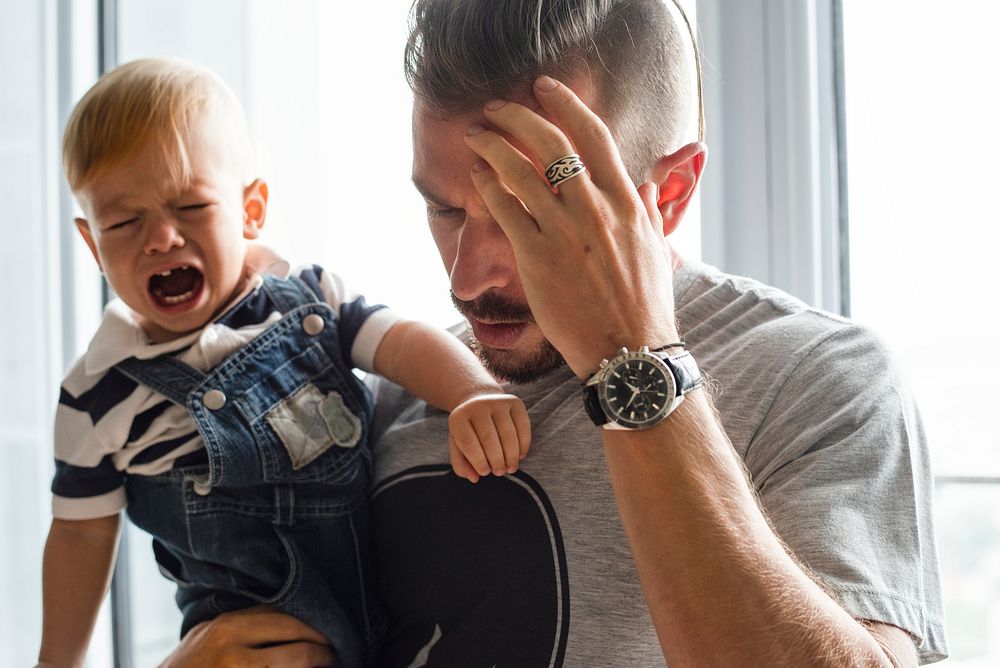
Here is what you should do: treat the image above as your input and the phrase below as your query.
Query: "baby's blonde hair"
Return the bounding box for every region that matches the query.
[62,57,252,191]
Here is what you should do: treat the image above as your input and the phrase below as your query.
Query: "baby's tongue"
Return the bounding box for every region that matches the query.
[151,267,201,297]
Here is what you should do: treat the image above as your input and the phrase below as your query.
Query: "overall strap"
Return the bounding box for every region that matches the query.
[262,273,323,314]
[115,355,207,407]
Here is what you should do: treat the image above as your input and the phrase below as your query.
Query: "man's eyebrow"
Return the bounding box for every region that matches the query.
[411,177,447,206]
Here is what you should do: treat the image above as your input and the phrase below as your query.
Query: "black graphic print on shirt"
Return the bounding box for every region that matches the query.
[372,465,570,668]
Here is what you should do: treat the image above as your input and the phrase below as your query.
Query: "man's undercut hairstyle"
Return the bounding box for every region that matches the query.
[62,57,252,191]
[404,0,703,183]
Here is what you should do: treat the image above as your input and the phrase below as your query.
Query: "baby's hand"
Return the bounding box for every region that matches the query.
[448,393,531,483]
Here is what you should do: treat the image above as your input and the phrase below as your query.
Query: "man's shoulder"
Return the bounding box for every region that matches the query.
[675,261,885,363]
[678,261,846,331]
[676,262,899,452]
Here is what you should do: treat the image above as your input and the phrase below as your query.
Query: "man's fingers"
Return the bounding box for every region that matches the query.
[162,608,335,668]
[465,126,564,222]
[256,641,336,668]
[218,608,329,646]
[637,182,662,233]
[478,100,592,196]
[469,161,539,244]
[531,76,633,194]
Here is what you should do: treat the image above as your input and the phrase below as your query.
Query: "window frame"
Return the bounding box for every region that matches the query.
[697,0,848,316]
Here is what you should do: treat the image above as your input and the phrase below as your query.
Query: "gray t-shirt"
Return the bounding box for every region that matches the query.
[369,260,947,666]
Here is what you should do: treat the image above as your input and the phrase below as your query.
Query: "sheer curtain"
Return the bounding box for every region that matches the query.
[0,1,107,665]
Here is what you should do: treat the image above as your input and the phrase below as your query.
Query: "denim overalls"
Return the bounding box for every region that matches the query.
[118,275,384,668]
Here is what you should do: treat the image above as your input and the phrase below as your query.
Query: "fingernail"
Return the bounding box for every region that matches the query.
[535,75,558,91]
[485,99,507,111]
[507,466,517,474]
[494,469,505,476]
[467,123,485,136]
[472,159,490,173]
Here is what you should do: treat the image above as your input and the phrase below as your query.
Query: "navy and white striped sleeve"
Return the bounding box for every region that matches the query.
[299,265,400,372]
[50,363,132,520]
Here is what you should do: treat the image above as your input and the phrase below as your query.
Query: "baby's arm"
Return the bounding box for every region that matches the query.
[373,320,531,482]
[37,514,121,668]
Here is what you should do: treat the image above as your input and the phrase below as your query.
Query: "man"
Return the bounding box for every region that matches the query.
[165,1,946,665]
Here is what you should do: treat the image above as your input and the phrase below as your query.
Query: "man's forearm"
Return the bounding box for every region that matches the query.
[602,390,893,667]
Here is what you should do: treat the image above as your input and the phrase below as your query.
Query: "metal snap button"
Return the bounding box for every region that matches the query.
[193,480,212,496]
[303,313,325,336]
[203,389,227,410]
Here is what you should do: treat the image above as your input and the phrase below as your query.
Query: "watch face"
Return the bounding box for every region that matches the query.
[598,352,677,429]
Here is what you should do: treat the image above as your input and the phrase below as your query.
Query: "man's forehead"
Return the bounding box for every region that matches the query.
[411,73,600,199]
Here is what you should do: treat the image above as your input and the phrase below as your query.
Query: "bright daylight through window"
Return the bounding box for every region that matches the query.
[843,1,1000,665]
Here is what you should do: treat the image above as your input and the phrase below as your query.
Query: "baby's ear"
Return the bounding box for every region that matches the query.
[243,179,268,239]
[74,217,103,271]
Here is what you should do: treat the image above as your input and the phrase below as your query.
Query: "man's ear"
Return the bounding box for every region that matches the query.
[243,179,269,240]
[74,217,104,272]
[649,142,707,237]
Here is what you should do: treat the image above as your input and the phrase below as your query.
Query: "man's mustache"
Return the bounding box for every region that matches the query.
[451,291,534,322]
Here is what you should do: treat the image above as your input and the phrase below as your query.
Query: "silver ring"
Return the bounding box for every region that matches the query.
[544,154,587,188]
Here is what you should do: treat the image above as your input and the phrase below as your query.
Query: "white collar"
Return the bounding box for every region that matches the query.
[83,245,290,376]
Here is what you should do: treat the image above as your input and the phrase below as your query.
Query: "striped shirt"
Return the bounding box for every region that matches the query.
[52,261,398,521]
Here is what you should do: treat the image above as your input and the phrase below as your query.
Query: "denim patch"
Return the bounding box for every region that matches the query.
[266,383,362,469]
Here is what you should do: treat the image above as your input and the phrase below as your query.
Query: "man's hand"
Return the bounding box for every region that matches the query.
[159,606,335,668]
[464,75,691,378]
[449,393,531,482]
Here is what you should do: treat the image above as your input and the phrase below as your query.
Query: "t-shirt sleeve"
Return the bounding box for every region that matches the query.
[298,265,400,372]
[50,365,129,520]
[746,324,947,663]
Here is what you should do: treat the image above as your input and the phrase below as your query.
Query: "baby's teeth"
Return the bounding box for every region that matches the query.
[162,290,194,305]
[158,269,172,277]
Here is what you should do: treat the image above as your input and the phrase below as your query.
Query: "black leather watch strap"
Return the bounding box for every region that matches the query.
[582,384,608,426]
[662,350,702,396]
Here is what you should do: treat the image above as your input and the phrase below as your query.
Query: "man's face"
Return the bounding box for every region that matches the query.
[412,104,566,384]
[74,119,262,343]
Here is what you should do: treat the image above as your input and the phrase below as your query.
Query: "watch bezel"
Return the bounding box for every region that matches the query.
[596,350,678,430]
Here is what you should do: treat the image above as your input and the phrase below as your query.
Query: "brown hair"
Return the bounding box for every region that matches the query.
[404,0,703,183]
[62,57,251,191]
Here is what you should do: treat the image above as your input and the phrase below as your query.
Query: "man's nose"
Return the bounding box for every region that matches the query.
[143,213,185,255]
[449,213,518,302]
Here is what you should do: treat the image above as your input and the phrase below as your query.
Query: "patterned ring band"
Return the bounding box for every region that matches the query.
[544,154,587,188]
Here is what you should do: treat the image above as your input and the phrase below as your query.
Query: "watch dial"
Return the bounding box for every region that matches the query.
[600,355,676,429]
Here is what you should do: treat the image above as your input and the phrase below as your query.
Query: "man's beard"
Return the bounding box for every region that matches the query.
[451,291,566,384]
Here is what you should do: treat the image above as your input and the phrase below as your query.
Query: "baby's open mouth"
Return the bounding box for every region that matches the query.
[149,266,204,307]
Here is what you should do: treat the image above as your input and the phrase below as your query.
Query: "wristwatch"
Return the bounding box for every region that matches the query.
[583,346,703,430]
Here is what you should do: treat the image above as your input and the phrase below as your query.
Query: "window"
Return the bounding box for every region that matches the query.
[843,2,1000,664]
[700,0,999,663]
[1,1,108,665]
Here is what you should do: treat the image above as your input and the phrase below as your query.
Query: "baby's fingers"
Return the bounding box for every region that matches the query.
[512,404,532,460]
[449,434,481,483]
[471,414,508,476]
[495,412,521,473]
[449,415,492,478]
